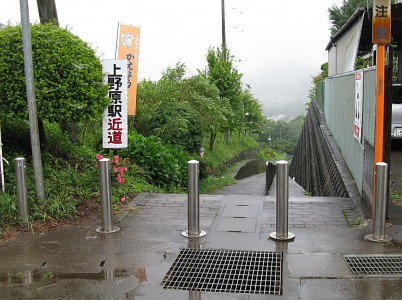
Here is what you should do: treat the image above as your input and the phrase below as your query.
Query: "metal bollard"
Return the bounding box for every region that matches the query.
[96,158,120,234]
[182,160,206,238]
[15,157,29,223]
[265,161,269,195]
[189,291,201,300]
[270,160,295,241]
[365,162,392,243]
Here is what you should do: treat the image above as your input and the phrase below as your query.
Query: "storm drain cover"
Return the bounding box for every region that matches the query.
[344,254,402,277]
[162,248,282,295]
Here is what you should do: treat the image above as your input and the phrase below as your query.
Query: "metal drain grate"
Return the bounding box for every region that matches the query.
[162,248,282,295]
[344,254,402,277]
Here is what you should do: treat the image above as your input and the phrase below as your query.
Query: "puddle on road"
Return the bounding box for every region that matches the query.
[0,268,147,286]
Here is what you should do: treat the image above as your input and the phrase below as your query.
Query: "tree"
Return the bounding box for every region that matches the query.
[135,63,233,151]
[134,62,188,136]
[241,89,265,135]
[183,75,232,151]
[328,0,370,36]
[203,47,243,133]
[261,116,304,155]
[0,23,108,125]
[309,63,328,101]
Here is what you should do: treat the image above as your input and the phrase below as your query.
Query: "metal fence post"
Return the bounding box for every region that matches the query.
[270,160,295,241]
[14,157,29,223]
[96,158,120,234]
[182,160,206,238]
[365,162,392,243]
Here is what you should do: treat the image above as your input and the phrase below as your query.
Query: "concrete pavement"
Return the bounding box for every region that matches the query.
[0,173,401,299]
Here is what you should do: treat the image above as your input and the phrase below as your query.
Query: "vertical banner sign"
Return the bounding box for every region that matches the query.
[117,24,140,115]
[102,59,128,149]
[372,0,391,44]
[354,71,364,143]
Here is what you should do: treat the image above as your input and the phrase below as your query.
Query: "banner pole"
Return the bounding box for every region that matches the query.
[114,22,120,60]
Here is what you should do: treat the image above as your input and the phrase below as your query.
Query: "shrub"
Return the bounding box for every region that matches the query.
[0,23,109,123]
[257,147,279,160]
[150,101,202,153]
[120,131,190,190]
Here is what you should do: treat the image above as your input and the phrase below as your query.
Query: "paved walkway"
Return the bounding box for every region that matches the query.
[0,174,401,299]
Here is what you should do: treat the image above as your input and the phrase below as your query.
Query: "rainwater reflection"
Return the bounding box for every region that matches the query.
[0,267,147,286]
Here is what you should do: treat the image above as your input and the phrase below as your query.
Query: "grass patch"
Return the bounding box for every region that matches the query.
[198,133,258,193]
[200,175,236,194]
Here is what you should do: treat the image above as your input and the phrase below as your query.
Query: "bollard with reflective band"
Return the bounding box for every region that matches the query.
[270,160,295,241]
[365,162,392,243]
[182,160,206,238]
[15,157,29,223]
[96,158,120,234]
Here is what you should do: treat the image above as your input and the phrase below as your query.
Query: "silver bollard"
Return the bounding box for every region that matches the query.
[182,160,206,238]
[265,161,269,195]
[189,291,201,300]
[365,162,392,243]
[96,158,120,234]
[270,160,295,241]
[15,157,29,223]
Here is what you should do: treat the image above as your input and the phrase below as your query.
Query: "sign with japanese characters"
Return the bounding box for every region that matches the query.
[102,59,128,149]
[117,24,140,115]
[354,70,364,143]
[372,0,391,44]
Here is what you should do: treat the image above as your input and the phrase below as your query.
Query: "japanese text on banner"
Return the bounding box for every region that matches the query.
[117,24,140,115]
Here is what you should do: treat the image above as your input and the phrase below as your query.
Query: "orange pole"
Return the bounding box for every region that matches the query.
[373,44,386,218]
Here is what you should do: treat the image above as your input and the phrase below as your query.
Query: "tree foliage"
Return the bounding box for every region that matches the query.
[259,115,305,155]
[150,101,202,153]
[241,88,265,135]
[200,46,266,150]
[203,47,243,131]
[0,23,109,123]
[328,0,370,36]
[205,47,242,101]
[135,63,233,151]
[135,54,265,153]
[309,63,328,101]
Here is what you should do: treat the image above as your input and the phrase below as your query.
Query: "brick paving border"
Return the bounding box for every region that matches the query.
[128,193,222,225]
[262,197,363,228]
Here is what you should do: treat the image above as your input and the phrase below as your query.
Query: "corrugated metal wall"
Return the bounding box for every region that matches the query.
[362,68,376,146]
[324,68,376,193]
[362,68,376,204]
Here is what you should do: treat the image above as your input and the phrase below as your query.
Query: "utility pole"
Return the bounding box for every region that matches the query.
[221,0,230,143]
[20,0,45,201]
[221,0,226,48]
[36,0,58,25]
